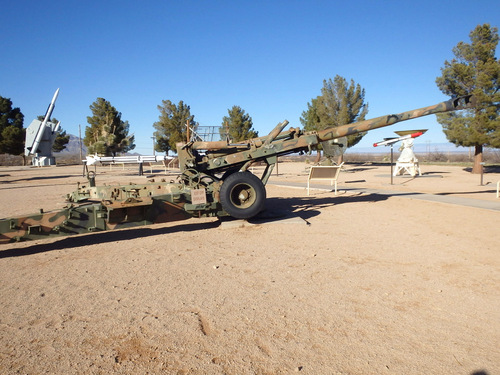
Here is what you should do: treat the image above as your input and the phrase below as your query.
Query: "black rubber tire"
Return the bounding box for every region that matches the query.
[219,172,266,219]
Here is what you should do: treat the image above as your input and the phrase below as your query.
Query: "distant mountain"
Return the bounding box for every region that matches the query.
[54,134,140,156]
[54,134,86,155]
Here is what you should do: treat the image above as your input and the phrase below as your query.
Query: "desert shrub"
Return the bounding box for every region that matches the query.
[54,154,83,165]
[0,154,24,166]
[0,153,83,166]
[484,149,500,163]
[423,151,448,162]
[343,152,386,163]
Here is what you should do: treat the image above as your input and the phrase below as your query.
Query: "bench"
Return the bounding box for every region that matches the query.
[307,163,344,196]
[145,157,179,174]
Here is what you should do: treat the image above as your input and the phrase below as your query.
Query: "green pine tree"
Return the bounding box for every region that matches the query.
[52,130,70,153]
[436,23,500,173]
[0,96,25,155]
[301,75,369,148]
[221,106,258,142]
[153,100,197,154]
[84,98,135,156]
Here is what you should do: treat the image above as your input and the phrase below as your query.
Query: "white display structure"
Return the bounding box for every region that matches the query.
[24,89,61,166]
[394,138,421,177]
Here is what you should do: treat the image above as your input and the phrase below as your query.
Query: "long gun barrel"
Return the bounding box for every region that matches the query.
[316,95,474,142]
[180,95,475,177]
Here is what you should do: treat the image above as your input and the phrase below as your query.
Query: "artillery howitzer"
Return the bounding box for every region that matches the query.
[0,95,474,243]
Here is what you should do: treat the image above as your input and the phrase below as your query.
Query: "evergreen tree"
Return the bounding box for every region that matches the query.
[300,98,321,132]
[153,100,196,154]
[52,130,70,152]
[0,96,25,155]
[0,125,25,155]
[301,75,369,148]
[221,106,258,142]
[436,23,500,173]
[84,98,135,156]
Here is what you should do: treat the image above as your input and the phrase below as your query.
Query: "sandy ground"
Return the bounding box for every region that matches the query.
[0,162,499,374]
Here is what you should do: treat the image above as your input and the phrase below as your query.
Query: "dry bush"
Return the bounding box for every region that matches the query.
[0,153,83,167]
[0,154,25,166]
[343,148,500,165]
[343,152,387,163]
[484,149,500,163]
[54,153,83,165]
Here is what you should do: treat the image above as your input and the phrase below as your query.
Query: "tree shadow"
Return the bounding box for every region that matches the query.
[255,193,391,222]
[343,180,367,184]
[344,167,378,173]
[0,182,78,191]
[421,171,450,175]
[463,165,500,173]
[345,161,391,167]
[0,175,76,184]
[435,190,497,196]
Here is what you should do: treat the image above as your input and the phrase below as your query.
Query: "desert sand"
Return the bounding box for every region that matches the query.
[0,161,499,374]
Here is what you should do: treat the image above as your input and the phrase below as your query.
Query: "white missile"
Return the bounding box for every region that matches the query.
[373,131,423,147]
[85,154,173,166]
[53,121,61,134]
[30,88,60,155]
[42,88,59,126]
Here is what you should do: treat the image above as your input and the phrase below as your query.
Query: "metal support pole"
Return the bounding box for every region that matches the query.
[480,162,485,186]
[390,144,394,185]
[79,124,83,164]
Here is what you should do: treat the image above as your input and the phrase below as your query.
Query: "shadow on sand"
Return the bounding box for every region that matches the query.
[463,165,500,173]
[435,189,497,196]
[256,192,391,222]
[0,220,220,259]
[0,175,77,184]
[0,193,391,258]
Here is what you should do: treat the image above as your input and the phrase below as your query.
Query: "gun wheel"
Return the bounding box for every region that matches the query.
[220,172,266,219]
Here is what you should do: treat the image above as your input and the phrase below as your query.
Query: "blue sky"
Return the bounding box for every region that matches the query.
[1,0,499,155]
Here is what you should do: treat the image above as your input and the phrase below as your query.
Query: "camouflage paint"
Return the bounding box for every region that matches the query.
[0,95,475,243]
[178,96,475,176]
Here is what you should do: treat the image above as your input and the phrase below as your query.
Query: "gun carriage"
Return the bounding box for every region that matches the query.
[0,95,474,243]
